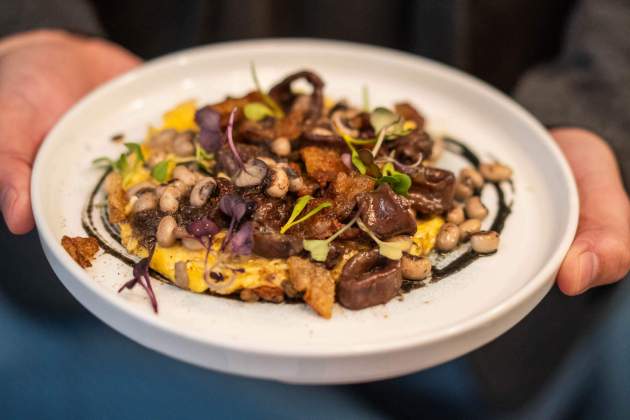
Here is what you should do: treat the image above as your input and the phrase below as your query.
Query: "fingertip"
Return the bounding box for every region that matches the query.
[556,241,600,296]
[1,186,35,234]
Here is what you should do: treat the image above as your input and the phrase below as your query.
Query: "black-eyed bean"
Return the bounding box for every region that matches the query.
[190,177,216,207]
[471,231,500,254]
[446,204,465,224]
[479,163,513,182]
[465,196,488,220]
[459,218,482,241]
[401,254,432,280]
[156,215,177,247]
[436,222,461,252]
[460,167,484,190]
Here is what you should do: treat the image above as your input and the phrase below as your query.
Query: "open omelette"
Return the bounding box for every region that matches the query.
[73,68,512,318]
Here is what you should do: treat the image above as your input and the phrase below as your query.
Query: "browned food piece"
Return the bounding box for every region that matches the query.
[392,131,434,163]
[252,230,303,258]
[269,70,324,124]
[330,172,376,219]
[300,146,348,186]
[290,198,342,239]
[104,172,127,224]
[406,167,456,215]
[252,286,285,303]
[215,143,270,176]
[238,118,276,143]
[61,236,100,268]
[287,256,335,318]
[274,95,311,140]
[246,191,294,231]
[394,102,425,129]
[357,184,417,239]
[337,250,403,310]
[210,91,263,127]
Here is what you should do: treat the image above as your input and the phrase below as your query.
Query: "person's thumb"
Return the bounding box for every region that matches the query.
[0,152,33,234]
[552,128,630,295]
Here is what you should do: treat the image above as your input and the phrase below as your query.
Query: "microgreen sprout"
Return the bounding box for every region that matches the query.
[250,62,285,118]
[280,195,332,234]
[356,218,411,260]
[303,214,360,262]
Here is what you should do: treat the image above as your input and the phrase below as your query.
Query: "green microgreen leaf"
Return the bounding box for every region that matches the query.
[151,160,171,183]
[302,240,331,262]
[243,102,274,121]
[362,85,370,112]
[124,142,144,163]
[303,214,360,262]
[370,107,399,134]
[281,196,332,234]
[377,162,412,195]
[356,218,411,260]
[113,153,128,173]
[250,62,285,118]
[338,132,367,175]
[92,157,113,168]
[282,195,313,233]
[195,144,214,171]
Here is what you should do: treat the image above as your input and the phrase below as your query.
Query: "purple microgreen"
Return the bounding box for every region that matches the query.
[375,153,424,171]
[226,107,246,170]
[219,194,250,251]
[118,246,158,313]
[186,217,220,238]
[228,221,254,255]
[195,106,223,153]
[357,148,381,178]
[195,105,221,130]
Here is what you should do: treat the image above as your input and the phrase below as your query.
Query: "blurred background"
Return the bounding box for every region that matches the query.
[1,1,629,419]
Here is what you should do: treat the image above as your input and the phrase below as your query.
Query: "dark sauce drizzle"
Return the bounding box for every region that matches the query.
[84,136,512,298]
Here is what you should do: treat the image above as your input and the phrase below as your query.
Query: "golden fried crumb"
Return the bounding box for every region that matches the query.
[104,172,127,224]
[61,236,100,268]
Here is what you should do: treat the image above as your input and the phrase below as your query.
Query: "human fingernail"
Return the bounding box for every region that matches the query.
[578,251,599,292]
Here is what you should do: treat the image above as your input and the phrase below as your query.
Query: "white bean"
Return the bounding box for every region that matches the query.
[465,196,488,220]
[436,223,461,252]
[471,231,500,254]
[156,216,177,247]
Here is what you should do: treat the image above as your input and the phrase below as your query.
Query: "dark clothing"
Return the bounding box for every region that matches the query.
[1,0,628,412]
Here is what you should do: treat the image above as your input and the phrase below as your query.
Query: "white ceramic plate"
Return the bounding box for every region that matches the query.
[32,39,578,384]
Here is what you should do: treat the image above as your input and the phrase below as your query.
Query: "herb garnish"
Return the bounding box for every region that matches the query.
[243,102,274,122]
[151,159,172,183]
[356,218,411,260]
[118,246,158,313]
[377,162,412,195]
[280,195,332,234]
[249,62,285,118]
[303,214,360,262]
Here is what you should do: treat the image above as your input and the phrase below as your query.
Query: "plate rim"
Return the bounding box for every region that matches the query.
[31,38,579,358]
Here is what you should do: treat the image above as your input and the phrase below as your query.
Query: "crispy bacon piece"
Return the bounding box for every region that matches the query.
[104,172,127,224]
[300,146,348,186]
[61,236,100,268]
[287,256,335,318]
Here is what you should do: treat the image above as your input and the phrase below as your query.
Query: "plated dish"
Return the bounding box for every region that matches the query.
[33,40,577,383]
[68,68,513,318]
